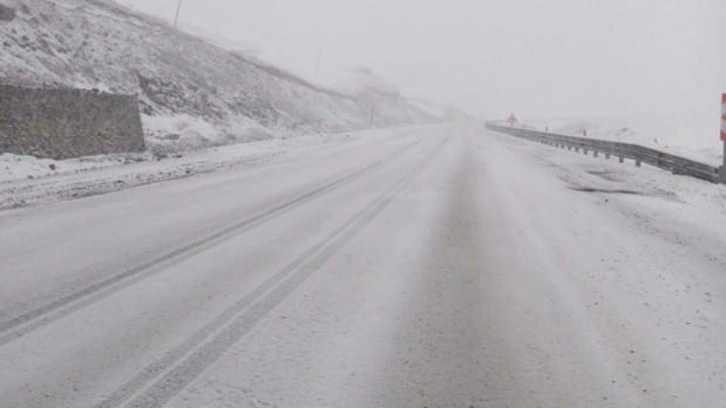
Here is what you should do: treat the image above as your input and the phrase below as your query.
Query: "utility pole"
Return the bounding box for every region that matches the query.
[315,48,322,80]
[173,0,183,29]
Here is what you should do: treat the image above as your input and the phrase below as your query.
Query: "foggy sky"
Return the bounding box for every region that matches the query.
[116,0,726,120]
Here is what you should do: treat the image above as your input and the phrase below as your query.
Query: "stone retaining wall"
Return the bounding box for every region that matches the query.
[0,85,145,159]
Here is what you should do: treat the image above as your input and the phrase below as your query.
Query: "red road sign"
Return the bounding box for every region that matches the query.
[721,94,726,141]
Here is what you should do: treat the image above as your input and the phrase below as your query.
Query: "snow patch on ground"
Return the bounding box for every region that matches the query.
[142,113,270,152]
[0,152,150,183]
[490,130,726,247]
[0,125,430,210]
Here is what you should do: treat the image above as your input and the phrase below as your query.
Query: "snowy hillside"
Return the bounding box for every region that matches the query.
[408,97,474,123]
[330,68,438,126]
[0,0,436,151]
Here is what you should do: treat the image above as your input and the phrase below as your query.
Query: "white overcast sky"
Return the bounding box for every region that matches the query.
[115,0,726,120]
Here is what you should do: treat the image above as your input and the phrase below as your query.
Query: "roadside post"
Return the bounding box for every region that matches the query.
[721,94,726,183]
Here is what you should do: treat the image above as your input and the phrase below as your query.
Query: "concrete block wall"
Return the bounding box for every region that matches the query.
[0,85,145,159]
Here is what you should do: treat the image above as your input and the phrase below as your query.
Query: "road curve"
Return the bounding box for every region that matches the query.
[1,125,724,407]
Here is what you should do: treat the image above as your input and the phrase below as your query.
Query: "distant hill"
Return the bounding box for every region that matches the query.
[408,97,475,123]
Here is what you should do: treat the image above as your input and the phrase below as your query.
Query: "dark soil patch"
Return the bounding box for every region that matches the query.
[569,187,641,195]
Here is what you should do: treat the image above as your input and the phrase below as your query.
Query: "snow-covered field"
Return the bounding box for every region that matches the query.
[0,125,426,210]
[523,116,723,166]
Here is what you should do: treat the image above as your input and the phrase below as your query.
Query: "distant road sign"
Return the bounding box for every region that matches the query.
[721,94,726,141]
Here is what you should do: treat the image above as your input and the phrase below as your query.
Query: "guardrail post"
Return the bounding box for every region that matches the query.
[619,156,624,163]
[594,151,599,158]
[605,152,611,159]
[636,160,642,167]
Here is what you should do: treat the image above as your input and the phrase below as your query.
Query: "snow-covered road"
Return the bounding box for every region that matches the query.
[1,125,725,407]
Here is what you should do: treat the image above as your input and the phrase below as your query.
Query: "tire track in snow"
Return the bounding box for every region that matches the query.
[0,139,421,346]
[95,137,448,408]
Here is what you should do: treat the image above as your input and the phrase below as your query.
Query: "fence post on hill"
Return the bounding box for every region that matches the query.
[721,94,726,184]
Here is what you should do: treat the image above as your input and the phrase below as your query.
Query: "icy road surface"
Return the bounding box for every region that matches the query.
[1,125,726,407]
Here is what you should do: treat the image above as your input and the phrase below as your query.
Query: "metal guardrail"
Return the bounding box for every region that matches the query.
[486,122,723,184]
